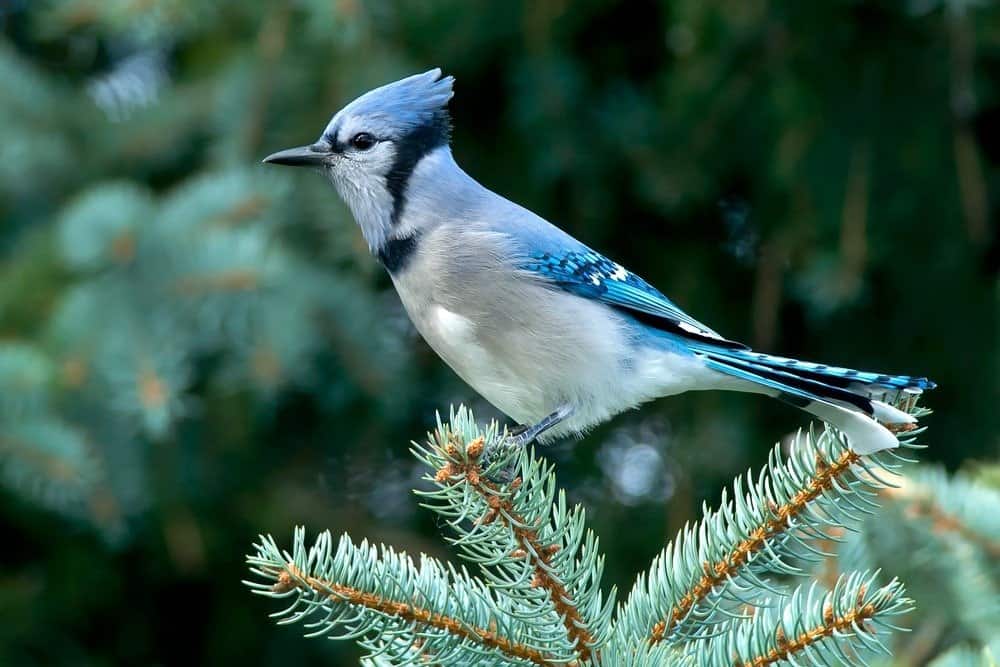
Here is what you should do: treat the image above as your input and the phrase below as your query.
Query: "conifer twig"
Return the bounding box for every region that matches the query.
[172,269,261,295]
[269,562,557,666]
[741,592,879,667]
[693,572,912,667]
[883,479,1000,558]
[249,407,931,665]
[247,528,570,666]
[434,434,597,663]
[650,446,862,642]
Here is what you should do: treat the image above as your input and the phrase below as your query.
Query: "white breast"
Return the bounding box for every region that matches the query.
[424,304,503,391]
[431,305,474,342]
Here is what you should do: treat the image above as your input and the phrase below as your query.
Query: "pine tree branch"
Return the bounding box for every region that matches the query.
[883,478,1000,558]
[695,572,912,667]
[248,407,938,665]
[834,464,1000,658]
[650,445,862,643]
[172,269,261,295]
[433,433,597,663]
[247,529,569,666]
[619,415,923,646]
[212,195,270,227]
[740,587,885,667]
[268,561,556,666]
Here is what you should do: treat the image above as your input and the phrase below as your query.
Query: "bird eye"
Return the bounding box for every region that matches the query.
[350,132,377,151]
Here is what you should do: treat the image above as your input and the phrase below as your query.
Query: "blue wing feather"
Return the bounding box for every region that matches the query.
[521,249,747,349]
[512,238,933,396]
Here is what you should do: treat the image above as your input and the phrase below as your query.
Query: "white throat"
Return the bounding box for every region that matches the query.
[330,174,395,253]
[329,145,471,256]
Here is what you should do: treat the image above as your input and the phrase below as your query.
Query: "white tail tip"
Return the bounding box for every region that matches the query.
[872,400,917,425]
[805,400,900,455]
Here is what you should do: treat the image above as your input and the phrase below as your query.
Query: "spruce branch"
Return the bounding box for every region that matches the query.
[246,528,562,666]
[654,444,864,641]
[882,468,1000,559]
[420,431,597,661]
[412,408,612,663]
[827,463,1000,658]
[269,562,548,664]
[0,420,102,513]
[695,571,912,667]
[247,408,615,665]
[619,421,920,644]
[245,402,965,665]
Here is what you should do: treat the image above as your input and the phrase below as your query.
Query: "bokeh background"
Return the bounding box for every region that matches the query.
[1,1,998,665]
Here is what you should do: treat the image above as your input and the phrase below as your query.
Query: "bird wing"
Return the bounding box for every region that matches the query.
[520,248,747,349]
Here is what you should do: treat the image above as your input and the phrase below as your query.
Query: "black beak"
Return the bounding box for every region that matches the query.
[262,143,329,167]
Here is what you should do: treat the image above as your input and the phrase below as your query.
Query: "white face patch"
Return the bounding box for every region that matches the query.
[326,141,400,251]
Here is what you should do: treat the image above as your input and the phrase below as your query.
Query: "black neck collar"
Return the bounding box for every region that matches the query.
[376,232,420,274]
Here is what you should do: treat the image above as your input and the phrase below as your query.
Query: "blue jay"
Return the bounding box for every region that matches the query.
[264,69,934,456]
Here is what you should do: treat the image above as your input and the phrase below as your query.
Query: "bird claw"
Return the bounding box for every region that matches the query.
[486,429,549,482]
[481,431,532,484]
[484,451,519,484]
[482,405,574,483]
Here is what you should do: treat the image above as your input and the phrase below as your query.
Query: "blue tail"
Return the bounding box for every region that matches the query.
[693,346,935,417]
[687,345,933,454]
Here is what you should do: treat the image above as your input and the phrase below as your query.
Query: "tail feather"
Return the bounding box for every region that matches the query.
[802,400,900,455]
[727,350,936,392]
[695,346,934,455]
[704,354,874,414]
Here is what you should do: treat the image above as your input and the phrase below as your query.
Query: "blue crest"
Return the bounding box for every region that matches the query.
[327,69,454,141]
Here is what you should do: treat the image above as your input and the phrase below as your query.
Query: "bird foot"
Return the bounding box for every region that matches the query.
[482,405,574,483]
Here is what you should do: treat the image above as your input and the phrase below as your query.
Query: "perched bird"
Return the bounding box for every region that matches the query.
[264,69,933,455]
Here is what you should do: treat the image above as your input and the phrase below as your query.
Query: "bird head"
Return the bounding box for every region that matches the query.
[263,69,454,250]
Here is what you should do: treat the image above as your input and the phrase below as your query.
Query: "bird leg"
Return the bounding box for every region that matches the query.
[483,405,574,483]
[507,405,573,447]
[506,423,530,437]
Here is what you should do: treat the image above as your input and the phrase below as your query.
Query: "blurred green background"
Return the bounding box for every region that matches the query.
[1,1,997,665]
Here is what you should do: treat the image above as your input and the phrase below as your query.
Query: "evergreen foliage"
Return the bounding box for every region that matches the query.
[0,161,408,536]
[247,403,1000,666]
